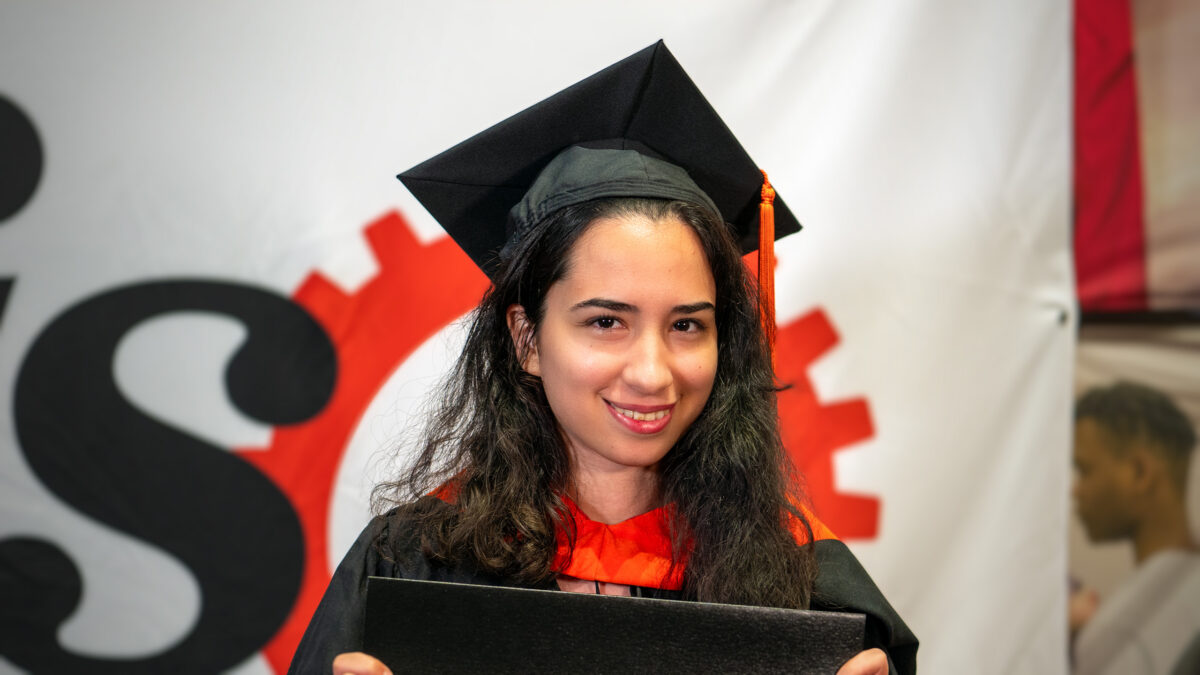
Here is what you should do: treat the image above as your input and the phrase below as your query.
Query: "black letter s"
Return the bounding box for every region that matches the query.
[1,280,335,672]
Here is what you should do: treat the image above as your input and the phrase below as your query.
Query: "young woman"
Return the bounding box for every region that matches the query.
[289,43,917,675]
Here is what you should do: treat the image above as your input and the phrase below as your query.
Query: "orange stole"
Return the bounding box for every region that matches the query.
[553,497,682,590]
[552,497,838,591]
[431,487,837,591]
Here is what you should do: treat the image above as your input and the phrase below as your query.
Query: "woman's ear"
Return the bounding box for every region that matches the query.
[506,304,540,376]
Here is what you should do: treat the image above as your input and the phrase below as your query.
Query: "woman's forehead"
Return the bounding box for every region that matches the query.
[552,214,716,303]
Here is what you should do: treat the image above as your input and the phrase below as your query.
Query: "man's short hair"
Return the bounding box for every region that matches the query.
[1076,381,1196,491]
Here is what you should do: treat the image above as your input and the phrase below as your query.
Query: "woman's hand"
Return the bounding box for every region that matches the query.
[332,652,391,675]
[836,648,888,675]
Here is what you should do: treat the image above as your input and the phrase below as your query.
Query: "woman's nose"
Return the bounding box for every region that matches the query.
[622,333,672,394]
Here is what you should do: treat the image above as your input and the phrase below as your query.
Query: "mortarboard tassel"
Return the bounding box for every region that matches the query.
[757,170,777,367]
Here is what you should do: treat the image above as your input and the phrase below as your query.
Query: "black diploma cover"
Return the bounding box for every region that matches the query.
[365,577,865,673]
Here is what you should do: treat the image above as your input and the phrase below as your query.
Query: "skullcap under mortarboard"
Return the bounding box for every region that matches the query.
[398,40,801,280]
[510,146,721,241]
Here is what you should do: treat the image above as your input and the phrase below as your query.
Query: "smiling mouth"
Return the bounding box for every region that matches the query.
[606,402,672,435]
[609,404,670,422]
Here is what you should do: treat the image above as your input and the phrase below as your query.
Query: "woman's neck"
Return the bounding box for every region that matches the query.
[569,463,661,524]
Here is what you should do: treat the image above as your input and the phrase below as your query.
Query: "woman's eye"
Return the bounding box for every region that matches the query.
[591,317,618,329]
[673,319,703,332]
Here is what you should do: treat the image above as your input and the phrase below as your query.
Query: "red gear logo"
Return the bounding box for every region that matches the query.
[776,309,880,540]
[233,210,488,672]
[236,213,879,671]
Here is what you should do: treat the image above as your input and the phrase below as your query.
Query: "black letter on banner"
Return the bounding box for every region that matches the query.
[0,95,43,222]
[1,280,336,672]
[0,278,12,330]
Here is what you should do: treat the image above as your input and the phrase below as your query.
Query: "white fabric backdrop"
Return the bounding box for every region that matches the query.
[0,2,1071,672]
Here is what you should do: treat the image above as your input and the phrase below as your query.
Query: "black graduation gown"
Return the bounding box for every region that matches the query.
[288,497,918,674]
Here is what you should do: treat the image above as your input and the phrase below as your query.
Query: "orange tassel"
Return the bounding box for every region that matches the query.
[758,170,777,367]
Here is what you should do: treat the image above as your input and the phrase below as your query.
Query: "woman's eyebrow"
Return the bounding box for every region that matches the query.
[674,301,716,314]
[569,299,716,314]
[570,298,636,312]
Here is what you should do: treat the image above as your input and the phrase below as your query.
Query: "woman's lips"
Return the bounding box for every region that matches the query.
[606,401,674,434]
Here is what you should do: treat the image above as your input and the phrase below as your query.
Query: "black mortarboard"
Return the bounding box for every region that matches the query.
[397,40,801,280]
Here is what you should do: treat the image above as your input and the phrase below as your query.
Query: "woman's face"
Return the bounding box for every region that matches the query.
[512,213,718,477]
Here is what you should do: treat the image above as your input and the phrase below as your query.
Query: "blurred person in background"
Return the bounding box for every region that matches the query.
[1071,381,1200,675]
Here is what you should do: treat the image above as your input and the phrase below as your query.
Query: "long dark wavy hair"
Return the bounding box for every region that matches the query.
[374,196,818,609]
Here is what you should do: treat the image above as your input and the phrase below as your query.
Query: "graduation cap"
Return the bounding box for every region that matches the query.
[398,40,799,350]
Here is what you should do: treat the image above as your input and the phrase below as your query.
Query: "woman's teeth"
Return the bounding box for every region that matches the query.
[612,405,668,421]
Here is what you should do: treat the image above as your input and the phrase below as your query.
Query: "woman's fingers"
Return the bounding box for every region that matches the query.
[332,651,392,675]
[836,647,889,675]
